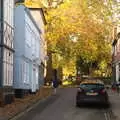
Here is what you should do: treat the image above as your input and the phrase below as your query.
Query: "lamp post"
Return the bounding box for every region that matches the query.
[0,0,4,87]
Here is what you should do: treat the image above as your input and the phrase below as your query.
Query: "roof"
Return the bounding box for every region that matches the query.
[28,8,47,25]
[25,1,43,8]
[15,0,43,8]
[80,80,104,85]
[15,1,47,25]
[24,6,41,33]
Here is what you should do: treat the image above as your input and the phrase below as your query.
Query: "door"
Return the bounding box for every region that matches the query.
[31,66,36,92]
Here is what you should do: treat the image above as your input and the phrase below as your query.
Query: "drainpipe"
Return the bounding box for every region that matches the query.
[0,0,4,87]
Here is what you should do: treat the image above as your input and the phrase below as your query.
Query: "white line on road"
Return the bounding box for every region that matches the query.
[104,111,111,120]
[104,113,108,120]
[107,113,111,120]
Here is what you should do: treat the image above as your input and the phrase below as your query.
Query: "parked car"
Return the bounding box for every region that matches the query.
[76,79,109,107]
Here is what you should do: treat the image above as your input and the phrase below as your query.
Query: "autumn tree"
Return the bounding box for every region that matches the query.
[44,0,115,77]
[23,0,118,77]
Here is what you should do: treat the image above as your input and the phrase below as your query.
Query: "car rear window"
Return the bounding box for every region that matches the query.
[80,83,104,90]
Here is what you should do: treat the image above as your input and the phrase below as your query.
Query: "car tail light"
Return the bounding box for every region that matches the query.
[78,88,84,92]
[78,88,81,92]
[100,89,106,94]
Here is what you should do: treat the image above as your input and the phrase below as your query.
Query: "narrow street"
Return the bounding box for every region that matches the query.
[16,88,116,120]
[0,1,120,120]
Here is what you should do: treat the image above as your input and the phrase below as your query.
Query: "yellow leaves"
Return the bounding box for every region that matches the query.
[24,0,43,8]
[45,0,112,73]
[15,0,43,8]
[62,58,76,76]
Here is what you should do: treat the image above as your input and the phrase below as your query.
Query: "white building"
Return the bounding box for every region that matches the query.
[0,0,14,105]
[28,7,47,87]
[14,5,46,97]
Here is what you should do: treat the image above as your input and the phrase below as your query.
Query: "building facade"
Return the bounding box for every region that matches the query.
[112,25,120,83]
[14,5,45,97]
[28,8,47,87]
[0,0,14,105]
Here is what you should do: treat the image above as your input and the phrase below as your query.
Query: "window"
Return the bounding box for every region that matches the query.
[4,0,14,27]
[23,61,29,84]
[80,84,104,90]
[25,23,32,47]
[32,37,35,56]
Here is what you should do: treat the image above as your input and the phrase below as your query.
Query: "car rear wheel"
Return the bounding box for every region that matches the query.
[104,102,110,108]
[76,101,79,107]
[76,101,82,107]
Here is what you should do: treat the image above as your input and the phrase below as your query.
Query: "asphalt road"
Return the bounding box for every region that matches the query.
[16,88,114,120]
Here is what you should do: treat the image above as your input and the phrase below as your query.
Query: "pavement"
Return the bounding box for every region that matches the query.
[108,90,120,120]
[0,87,52,120]
[0,87,120,120]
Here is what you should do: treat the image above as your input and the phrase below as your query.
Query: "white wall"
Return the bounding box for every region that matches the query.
[4,0,14,49]
[14,5,41,92]
[25,11,40,62]
[4,0,14,27]
[3,0,14,86]
[30,10,45,35]
[3,48,13,86]
[29,9,46,63]
[14,5,25,56]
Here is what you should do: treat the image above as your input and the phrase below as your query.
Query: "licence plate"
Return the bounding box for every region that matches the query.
[86,92,98,96]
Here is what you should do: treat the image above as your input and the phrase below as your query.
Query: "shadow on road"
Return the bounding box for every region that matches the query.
[17,94,60,120]
[76,103,111,109]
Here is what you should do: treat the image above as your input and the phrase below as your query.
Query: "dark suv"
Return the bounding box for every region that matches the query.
[76,80,109,107]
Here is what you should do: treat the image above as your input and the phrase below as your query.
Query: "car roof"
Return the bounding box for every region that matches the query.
[80,79,104,85]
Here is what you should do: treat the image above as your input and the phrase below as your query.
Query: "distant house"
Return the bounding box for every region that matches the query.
[112,25,120,83]
[14,5,46,98]
[0,0,14,105]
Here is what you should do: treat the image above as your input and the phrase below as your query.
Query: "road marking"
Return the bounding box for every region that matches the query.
[104,112,111,120]
[107,113,111,120]
[103,108,115,120]
[104,112,108,120]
